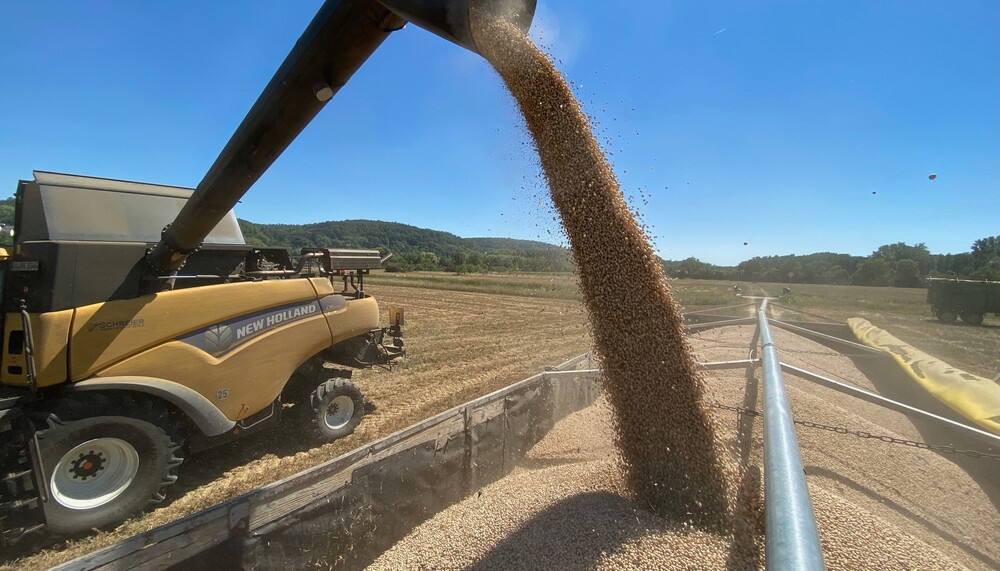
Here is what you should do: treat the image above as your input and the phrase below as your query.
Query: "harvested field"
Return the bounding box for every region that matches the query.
[7,280,997,569]
[371,324,1000,570]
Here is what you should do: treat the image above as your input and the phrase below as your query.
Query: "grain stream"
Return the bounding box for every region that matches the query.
[471,13,736,530]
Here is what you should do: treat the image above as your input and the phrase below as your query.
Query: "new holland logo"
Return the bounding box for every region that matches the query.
[235,303,317,341]
[204,324,234,354]
[176,301,320,355]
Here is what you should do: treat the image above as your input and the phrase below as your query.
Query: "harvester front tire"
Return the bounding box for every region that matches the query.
[936,310,957,324]
[34,394,183,536]
[310,379,364,440]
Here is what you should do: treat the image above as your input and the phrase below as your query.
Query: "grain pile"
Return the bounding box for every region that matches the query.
[470,12,736,530]
[371,325,997,570]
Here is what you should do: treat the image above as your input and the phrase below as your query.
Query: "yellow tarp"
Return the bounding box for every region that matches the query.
[848,318,1000,435]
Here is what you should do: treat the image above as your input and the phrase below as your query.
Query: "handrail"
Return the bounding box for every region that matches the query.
[758,299,826,570]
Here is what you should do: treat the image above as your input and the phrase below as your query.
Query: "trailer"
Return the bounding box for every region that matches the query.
[927,278,1000,325]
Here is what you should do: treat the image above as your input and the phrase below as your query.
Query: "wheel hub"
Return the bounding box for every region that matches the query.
[50,437,140,510]
[69,450,106,481]
[324,395,355,430]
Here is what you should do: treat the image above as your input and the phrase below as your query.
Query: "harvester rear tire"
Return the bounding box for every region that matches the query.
[960,312,984,325]
[310,379,364,440]
[33,394,183,536]
[936,310,957,323]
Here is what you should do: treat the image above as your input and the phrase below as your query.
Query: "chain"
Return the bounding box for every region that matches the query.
[708,402,1000,462]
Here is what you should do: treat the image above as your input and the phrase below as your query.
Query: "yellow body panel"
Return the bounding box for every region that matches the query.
[95,296,378,420]
[309,277,336,298]
[70,280,320,380]
[1,309,73,387]
[2,275,381,421]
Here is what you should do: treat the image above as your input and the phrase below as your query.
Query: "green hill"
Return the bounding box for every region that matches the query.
[237,219,574,273]
[237,218,997,283]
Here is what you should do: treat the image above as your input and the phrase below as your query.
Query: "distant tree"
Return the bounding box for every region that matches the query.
[676,257,707,279]
[893,259,922,287]
[932,252,975,278]
[970,265,1000,281]
[738,258,765,281]
[0,199,14,226]
[416,252,439,271]
[873,242,933,275]
[384,259,412,272]
[972,236,1000,260]
[0,197,15,246]
[971,236,1000,278]
[852,258,893,286]
[829,266,850,285]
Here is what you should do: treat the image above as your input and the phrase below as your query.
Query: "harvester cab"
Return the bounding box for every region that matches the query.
[0,0,535,546]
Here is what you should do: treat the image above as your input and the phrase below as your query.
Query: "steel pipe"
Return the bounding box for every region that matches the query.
[379,0,536,55]
[779,362,1000,447]
[758,299,825,570]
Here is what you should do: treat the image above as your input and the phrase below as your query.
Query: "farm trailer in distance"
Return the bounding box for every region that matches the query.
[927,277,1000,325]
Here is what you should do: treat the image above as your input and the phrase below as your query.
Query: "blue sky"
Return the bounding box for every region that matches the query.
[1,1,996,265]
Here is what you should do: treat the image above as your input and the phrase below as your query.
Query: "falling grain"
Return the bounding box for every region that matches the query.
[470,13,736,529]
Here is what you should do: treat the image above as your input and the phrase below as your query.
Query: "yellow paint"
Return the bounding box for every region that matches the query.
[96,297,378,420]
[2,274,383,423]
[0,309,73,387]
[848,318,1000,435]
[308,277,335,297]
[329,297,379,344]
[70,280,320,380]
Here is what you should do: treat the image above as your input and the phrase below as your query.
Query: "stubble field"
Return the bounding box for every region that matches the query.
[5,272,998,569]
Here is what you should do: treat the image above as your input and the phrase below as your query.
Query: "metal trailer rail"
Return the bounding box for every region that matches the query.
[53,354,602,571]
[697,297,1000,570]
[757,299,826,570]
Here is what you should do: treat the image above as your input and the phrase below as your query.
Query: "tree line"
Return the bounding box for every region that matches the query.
[0,197,994,284]
[666,237,1000,287]
[239,219,576,273]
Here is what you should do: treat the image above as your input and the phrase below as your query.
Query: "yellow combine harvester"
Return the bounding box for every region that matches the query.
[0,171,404,539]
[0,0,536,545]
